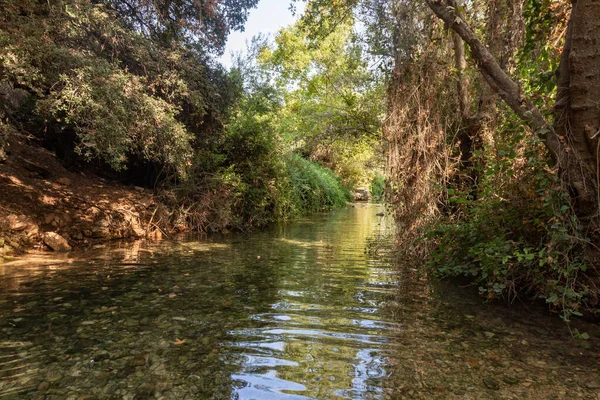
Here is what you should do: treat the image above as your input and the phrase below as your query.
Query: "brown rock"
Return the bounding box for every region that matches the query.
[92,227,111,239]
[43,213,56,225]
[26,224,39,237]
[57,177,72,186]
[132,225,146,238]
[70,231,84,240]
[95,218,110,228]
[4,214,31,231]
[43,232,71,252]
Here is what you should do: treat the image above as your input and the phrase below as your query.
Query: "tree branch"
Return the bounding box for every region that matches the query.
[424,0,562,162]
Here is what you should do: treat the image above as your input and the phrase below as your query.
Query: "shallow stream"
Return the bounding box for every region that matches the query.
[1,204,599,399]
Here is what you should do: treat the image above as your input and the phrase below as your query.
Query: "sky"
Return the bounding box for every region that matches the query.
[218,0,305,69]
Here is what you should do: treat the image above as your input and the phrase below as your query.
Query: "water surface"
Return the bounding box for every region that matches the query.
[0,204,599,399]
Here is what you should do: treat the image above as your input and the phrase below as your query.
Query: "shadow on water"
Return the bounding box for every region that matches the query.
[0,204,598,399]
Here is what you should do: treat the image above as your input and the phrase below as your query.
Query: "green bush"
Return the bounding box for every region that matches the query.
[424,131,593,320]
[284,153,352,215]
[39,65,193,176]
[0,0,226,179]
[370,175,385,201]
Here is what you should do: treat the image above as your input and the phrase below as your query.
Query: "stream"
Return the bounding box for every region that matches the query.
[1,204,599,399]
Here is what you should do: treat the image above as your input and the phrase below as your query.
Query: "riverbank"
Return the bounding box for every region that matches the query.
[0,135,158,259]
[0,135,362,260]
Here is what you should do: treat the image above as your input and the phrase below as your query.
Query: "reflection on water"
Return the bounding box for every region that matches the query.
[0,204,599,400]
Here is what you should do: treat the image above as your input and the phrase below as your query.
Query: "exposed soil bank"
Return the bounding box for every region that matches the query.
[0,135,160,260]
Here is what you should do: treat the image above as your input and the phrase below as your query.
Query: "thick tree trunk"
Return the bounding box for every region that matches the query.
[555,0,600,222]
[424,0,599,231]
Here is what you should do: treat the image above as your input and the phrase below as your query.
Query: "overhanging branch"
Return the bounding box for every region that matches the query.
[424,0,562,162]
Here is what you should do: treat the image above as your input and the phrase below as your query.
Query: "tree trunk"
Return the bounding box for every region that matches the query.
[453,31,469,119]
[555,0,600,223]
[452,30,475,170]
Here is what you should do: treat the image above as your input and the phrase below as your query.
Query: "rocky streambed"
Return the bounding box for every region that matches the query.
[1,205,599,399]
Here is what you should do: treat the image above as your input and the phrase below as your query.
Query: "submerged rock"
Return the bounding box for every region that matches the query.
[585,380,600,389]
[483,378,500,390]
[353,188,370,201]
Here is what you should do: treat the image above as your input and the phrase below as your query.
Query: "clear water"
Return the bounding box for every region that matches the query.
[1,204,599,400]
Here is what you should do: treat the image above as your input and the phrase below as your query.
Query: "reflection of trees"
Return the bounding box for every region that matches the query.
[230,205,397,399]
[0,205,401,399]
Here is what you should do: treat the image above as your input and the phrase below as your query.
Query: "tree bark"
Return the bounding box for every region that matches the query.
[453,30,469,119]
[555,0,600,219]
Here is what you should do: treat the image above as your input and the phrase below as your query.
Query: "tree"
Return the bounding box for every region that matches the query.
[296,0,600,313]
[423,0,599,238]
[260,11,385,188]
[105,0,260,52]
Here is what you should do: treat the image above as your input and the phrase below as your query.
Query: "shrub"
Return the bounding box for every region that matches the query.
[424,130,594,320]
[39,65,193,177]
[284,153,352,215]
[370,175,385,201]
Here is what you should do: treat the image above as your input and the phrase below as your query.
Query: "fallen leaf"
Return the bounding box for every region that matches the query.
[465,358,479,367]
[172,338,186,345]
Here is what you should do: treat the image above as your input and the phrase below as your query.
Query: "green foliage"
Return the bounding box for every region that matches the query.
[284,154,352,216]
[370,175,385,201]
[219,79,284,230]
[0,0,237,179]
[517,0,567,111]
[259,17,384,189]
[425,117,593,320]
[39,65,193,175]
[106,0,259,52]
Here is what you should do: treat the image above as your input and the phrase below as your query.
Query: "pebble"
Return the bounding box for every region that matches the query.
[46,370,63,382]
[483,378,500,390]
[585,380,600,389]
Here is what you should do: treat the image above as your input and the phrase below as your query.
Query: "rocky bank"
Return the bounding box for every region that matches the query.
[0,135,160,261]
